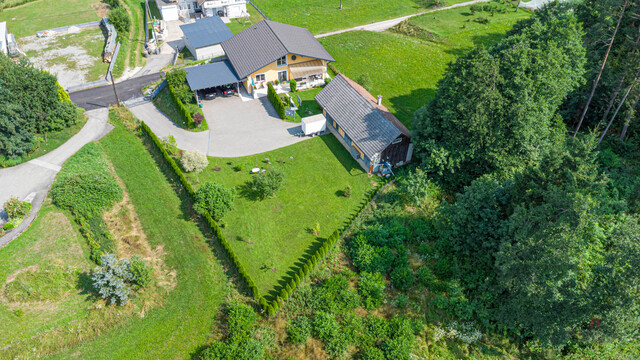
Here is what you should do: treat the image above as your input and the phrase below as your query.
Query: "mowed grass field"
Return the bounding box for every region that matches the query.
[252,0,475,35]
[0,109,228,359]
[51,111,228,359]
[0,0,101,39]
[319,4,531,127]
[186,136,377,299]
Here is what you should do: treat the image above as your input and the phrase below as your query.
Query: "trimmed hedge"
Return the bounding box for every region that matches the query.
[267,83,286,119]
[141,121,389,315]
[328,63,339,75]
[141,121,267,305]
[167,82,195,128]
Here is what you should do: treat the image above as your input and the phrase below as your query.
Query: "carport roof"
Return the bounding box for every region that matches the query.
[185,61,242,91]
[180,17,233,48]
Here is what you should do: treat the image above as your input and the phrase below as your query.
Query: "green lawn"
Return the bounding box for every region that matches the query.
[50,111,227,359]
[153,87,209,132]
[252,0,474,35]
[226,2,265,34]
[186,135,377,299]
[289,87,323,122]
[0,111,87,168]
[319,4,530,127]
[0,0,101,39]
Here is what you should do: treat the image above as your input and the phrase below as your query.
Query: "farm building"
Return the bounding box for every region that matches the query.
[180,16,233,60]
[315,74,413,174]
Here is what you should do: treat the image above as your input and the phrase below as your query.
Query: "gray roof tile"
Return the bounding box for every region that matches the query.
[181,17,234,49]
[221,20,334,79]
[315,74,402,160]
[185,60,241,90]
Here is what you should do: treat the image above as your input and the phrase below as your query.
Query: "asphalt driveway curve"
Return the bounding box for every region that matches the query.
[70,73,163,111]
[0,108,112,247]
[129,94,311,158]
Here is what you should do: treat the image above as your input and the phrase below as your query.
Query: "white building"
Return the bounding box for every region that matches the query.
[0,22,7,55]
[155,0,247,21]
[180,16,233,60]
[199,0,248,18]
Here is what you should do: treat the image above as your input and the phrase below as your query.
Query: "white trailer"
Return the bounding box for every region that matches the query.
[301,114,327,136]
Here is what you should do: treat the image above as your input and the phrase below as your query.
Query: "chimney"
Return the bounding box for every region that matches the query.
[377,95,383,106]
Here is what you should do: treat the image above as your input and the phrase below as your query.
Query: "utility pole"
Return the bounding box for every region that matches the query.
[110,73,120,107]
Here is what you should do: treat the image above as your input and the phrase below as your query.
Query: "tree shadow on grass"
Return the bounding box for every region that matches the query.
[77,271,99,302]
[237,182,262,201]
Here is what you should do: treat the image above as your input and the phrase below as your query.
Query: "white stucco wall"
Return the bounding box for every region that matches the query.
[195,44,225,60]
[160,5,179,21]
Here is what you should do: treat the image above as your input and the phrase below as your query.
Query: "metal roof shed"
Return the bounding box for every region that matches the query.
[185,61,243,91]
[181,17,233,60]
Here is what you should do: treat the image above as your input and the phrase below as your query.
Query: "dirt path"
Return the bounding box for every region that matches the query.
[315,0,492,38]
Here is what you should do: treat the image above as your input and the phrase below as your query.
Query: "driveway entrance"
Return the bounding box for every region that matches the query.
[203,95,308,157]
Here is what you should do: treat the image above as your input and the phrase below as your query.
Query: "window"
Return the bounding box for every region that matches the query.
[338,127,345,138]
[278,70,287,82]
[255,73,265,83]
[391,137,402,145]
[276,55,287,67]
[351,143,363,160]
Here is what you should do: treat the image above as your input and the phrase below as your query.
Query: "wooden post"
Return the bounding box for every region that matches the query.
[110,73,120,107]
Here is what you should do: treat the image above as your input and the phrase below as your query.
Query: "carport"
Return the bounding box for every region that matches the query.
[185,60,244,99]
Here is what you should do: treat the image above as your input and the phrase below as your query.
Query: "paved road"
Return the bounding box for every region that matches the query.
[70,73,163,111]
[0,108,112,248]
[316,0,491,38]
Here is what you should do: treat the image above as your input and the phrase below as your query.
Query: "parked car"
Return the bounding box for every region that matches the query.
[220,84,236,97]
[203,88,217,100]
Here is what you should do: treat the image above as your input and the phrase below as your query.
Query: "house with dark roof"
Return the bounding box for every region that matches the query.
[315,74,413,174]
[180,17,233,60]
[221,20,335,94]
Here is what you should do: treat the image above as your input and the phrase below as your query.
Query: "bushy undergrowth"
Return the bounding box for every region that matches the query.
[51,143,122,218]
[91,253,152,305]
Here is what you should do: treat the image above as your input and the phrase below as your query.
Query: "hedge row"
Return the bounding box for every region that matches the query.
[168,83,195,128]
[141,120,389,316]
[328,62,339,75]
[140,121,266,303]
[264,178,390,316]
[267,82,286,120]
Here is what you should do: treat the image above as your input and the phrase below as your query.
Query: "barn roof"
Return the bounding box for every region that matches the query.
[315,74,410,160]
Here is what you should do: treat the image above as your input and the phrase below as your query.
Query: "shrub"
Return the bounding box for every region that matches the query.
[193,112,204,127]
[416,266,436,289]
[50,144,122,218]
[313,311,348,356]
[166,69,187,89]
[233,163,244,172]
[227,301,257,339]
[247,169,285,200]
[312,273,360,313]
[312,222,320,236]
[286,316,312,344]
[343,185,352,198]
[193,182,236,221]
[173,83,194,104]
[361,346,386,360]
[3,222,16,230]
[274,79,280,85]
[180,150,208,173]
[161,135,178,156]
[109,7,130,35]
[391,265,414,291]
[91,253,133,305]
[324,78,331,85]
[129,255,152,288]
[474,16,489,24]
[3,197,30,219]
[358,272,386,310]
[290,79,297,92]
[267,83,286,119]
[398,167,438,208]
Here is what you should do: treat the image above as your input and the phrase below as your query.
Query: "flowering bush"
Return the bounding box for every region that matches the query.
[180,150,208,173]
